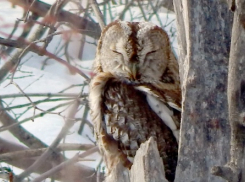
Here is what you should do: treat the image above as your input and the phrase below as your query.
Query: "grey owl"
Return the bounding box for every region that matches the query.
[89,20,181,182]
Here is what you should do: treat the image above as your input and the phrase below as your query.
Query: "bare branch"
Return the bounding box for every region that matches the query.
[0,100,72,132]
[1,93,82,99]
[31,147,99,182]
[40,0,69,49]
[14,99,80,181]
[136,0,147,21]
[0,37,90,81]
[90,0,105,29]
[0,138,101,182]
[8,0,101,39]
[117,1,135,20]
[0,143,95,162]
[0,100,47,149]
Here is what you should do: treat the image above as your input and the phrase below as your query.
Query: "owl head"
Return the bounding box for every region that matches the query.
[93,20,178,83]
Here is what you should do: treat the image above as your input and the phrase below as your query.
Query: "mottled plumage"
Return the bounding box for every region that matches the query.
[89,20,181,182]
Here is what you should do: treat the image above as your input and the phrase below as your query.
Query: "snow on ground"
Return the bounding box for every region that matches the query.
[0,60,100,167]
[0,2,99,177]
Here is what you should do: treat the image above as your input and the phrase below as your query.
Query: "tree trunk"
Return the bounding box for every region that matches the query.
[173,1,233,181]
[212,0,245,181]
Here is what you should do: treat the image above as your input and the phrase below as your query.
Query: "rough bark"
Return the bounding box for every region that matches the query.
[212,0,245,181]
[227,0,236,11]
[173,1,233,181]
[130,137,167,182]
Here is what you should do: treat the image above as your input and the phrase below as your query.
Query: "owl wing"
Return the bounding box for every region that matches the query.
[89,73,178,182]
[135,83,181,142]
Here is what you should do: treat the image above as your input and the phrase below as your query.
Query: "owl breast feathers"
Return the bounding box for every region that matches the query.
[89,20,181,182]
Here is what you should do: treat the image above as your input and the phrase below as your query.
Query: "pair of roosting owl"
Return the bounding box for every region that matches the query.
[89,20,181,182]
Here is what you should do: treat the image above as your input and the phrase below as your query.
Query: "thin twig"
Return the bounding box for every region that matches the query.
[0,101,72,132]
[31,146,99,182]
[0,100,47,148]
[4,98,72,111]
[14,99,80,182]
[5,81,71,121]
[18,0,38,22]
[136,0,147,21]
[41,0,69,49]
[0,93,83,99]
[0,37,90,81]
[8,0,101,38]
[117,0,135,20]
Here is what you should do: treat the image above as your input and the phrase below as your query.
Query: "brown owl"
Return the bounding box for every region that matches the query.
[89,20,181,182]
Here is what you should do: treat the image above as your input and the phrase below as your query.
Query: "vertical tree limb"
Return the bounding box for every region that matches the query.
[173,1,233,181]
[130,137,168,182]
[104,137,168,182]
[212,0,245,181]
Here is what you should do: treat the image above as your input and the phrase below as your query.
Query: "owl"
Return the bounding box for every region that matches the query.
[89,20,181,182]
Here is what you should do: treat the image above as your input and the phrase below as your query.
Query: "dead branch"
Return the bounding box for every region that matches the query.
[0,37,90,81]
[0,138,101,182]
[104,137,167,182]
[14,99,80,181]
[90,0,105,29]
[40,0,68,49]
[0,138,28,154]
[0,100,72,132]
[0,143,95,162]
[0,101,47,149]
[0,93,84,99]
[8,0,101,39]
[117,1,135,20]
[29,146,99,182]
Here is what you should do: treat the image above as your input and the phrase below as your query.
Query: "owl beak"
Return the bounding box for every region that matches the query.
[130,63,138,80]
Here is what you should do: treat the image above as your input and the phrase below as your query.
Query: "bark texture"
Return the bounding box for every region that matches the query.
[173,1,233,181]
[212,0,245,181]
